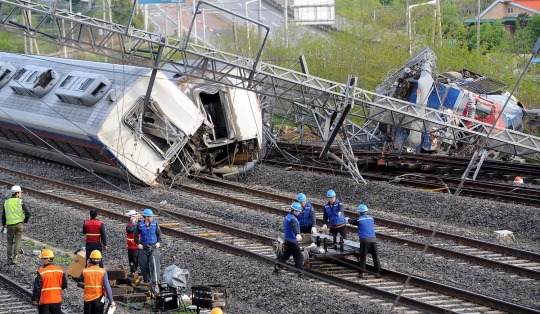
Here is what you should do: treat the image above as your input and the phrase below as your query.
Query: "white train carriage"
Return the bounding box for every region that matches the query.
[0,53,262,185]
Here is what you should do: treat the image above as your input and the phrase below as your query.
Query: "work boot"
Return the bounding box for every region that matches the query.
[6,257,12,265]
[356,273,364,279]
[11,258,19,265]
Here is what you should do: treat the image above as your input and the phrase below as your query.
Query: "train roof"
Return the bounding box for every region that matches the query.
[0,52,159,139]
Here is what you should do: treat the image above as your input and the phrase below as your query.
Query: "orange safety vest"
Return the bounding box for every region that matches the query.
[84,220,102,243]
[37,264,64,305]
[82,265,106,302]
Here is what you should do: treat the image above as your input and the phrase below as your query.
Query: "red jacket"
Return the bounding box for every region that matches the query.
[83,219,103,243]
[126,221,140,250]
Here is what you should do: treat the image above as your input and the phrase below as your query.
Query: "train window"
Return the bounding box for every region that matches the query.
[11,130,34,145]
[123,97,186,159]
[86,147,111,164]
[41,137,62,151]
[91,82,107,97]
[56,94,69,103]
[54,140,78,156]
[475,103,492,119]
[10,87,24,95]
[24,132,50,149]
[13,68,27,81]
[36,70,53,88]
[200,91,229,140]
[26,71,39,84]
[0,68,12,81]
[75,78,95,92]
[0,127,21,142]
[70,144,95,160]
[60,75,76,88]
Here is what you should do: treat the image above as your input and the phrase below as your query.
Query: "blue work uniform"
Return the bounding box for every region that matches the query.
[348,213,380,275]
[297,203,316,233]
[134,221,162,284]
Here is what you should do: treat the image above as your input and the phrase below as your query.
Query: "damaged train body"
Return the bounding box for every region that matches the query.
[374,47,525,158]
[0,52,262,185]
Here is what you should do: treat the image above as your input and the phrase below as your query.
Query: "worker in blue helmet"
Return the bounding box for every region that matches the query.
[133,208,162,285]
[273,202,304,277]
[347,204,380,278]
[321,190,347,250]
[296,193,317,234]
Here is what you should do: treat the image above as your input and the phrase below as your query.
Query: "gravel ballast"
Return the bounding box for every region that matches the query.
[0,152,538,312]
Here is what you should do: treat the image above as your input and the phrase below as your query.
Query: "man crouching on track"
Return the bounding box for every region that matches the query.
[321,189,347,250]
[273,202,304,277]
[133,208,162,286]
[347,204,381,278]
[31,249,68,314]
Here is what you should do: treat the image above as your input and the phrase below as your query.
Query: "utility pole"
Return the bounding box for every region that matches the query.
[177,3,181,38]
[436,0,442,46]
[258,0,262,44]
[477,0,481,52]
[284,0,288,48]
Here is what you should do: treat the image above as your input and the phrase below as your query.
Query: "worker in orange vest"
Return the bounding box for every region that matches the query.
[31,249,68,314]
[79,250,116,314]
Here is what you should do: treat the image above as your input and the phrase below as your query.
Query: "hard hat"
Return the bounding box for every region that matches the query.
[514,176,523,184]
[10,185,22,193]
[291,202,302,212]
[358,204,368,212]
[40,249,54,259]
[89,250,102,259]
[326,190,336,198]
[297,193,307,202]
[142,208,155,217]
[125,210,139,217]
[210,308,223,314]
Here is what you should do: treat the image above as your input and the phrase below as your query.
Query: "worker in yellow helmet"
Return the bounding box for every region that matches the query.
[210,308,223,314]
[31,249,68,313]
[79,250,115,314]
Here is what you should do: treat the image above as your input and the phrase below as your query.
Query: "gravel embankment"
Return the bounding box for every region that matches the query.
[0,152,538,312]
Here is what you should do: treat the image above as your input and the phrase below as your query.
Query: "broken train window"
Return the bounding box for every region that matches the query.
[124,96,188,159]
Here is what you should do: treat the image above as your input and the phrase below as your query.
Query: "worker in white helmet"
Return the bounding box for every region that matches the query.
[2,185,31,265]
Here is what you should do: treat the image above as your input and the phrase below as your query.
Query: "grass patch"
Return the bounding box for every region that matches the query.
[53,256,73,264]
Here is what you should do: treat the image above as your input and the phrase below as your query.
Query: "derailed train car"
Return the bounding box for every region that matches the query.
[374,47,525,157]
[0,52,262,185]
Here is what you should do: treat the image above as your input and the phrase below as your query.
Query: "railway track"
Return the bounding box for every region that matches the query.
[0,274,37,314]
[184,176,540,279]
[0,168,538,312]
[264,159,540,208]
[275,142,540,180]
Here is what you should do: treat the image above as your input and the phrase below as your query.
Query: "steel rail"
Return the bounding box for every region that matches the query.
[189,175,540,279]
[264,159,540,207]
[276,142,540,178]
[0,273,71,314]
[333,258,539,314]
[3,170,539,312]
[2,176,534,313]
[0,176,455,312]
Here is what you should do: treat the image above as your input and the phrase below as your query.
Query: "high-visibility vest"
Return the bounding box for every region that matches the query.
[4,198,24,226]
[84,220,102,243]
[82,266,106,302]
[37,264,64,305]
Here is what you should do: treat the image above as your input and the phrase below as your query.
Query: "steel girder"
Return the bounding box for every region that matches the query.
[1,0,540,157]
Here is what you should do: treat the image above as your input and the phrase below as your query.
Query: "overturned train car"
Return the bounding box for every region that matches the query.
[0,53,262,185]
[373,47,525,158]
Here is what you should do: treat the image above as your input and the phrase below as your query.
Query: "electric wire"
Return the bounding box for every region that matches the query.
[0,62,128,193]
[389,36,540,312]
